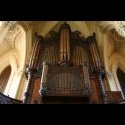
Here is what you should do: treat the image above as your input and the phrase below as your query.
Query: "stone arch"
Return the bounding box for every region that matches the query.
[102,28,121,92]
[103,32,125,97]
[0,54,18,95]
[0,65,11,93]
[0,22,31,99]
[13,22,33,100]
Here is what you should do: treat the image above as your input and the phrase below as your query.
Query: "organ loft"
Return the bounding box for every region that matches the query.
[23,22,123,104]
[0,21,124,104]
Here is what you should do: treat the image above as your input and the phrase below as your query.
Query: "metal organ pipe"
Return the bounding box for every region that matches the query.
[48,47,51,63]
[48,47,50,63]
[66,29,68,60]
[31,41,39,68]
[67,29,70,60]
[59,24,71,62]
[63,30,66,60]
[89,41,96,70]
[39,62,48,96]
[75,46,78,65]
[91,41,99,68]
[93,40,101,68]
[78,47,81,65]
[51,47,54,64]
[60,30,64,61]
[29,41,37,67]
[78,47,80,65]
[34,42,41,68]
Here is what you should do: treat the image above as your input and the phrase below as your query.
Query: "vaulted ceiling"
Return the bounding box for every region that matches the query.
[32,21,91,37]
[1,21,125,67]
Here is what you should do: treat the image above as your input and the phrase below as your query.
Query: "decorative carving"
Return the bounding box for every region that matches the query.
[23,67,37,104]
[25,22,110,104]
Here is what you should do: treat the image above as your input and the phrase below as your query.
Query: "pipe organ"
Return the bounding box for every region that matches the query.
[24,22,123,104]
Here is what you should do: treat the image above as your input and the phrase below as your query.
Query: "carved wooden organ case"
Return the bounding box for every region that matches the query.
[24,22,108,104]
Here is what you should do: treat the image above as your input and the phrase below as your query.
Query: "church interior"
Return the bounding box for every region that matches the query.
[0,21,125,104]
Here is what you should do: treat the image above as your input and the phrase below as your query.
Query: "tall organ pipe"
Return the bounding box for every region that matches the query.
[29,41,36,67]
[63,30,66,60]
[39,62,48,96]
[60,30,64,61]
[67,29,70,60]
[31,41,38,67]
[59,23,71,62]
[33,42,41,68]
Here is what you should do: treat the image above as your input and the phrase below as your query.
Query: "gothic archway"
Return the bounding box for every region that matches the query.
[0,66,11,93]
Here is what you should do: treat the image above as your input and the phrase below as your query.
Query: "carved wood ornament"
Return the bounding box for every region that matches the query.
[23,22,121,104]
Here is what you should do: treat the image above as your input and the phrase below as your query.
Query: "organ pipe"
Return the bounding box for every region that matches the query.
[31,41,39,67]
[34,42,41,68]
[89,41,96,70]
[59,23,71,62]
[60,30,64,61]
[93,40,101,68]
[63,30,66,60]
[39,62,48,96]
[29,41,36,67]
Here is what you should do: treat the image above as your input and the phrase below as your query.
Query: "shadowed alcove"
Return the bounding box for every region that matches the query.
[0,66,11,93]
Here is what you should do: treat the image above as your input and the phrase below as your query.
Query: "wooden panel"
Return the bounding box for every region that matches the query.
[90,78,101,104]
[106,91,123,103]
[42,96,89,104]
[45,65,87,97]
[31,78,41,104]
[0,92,22,104]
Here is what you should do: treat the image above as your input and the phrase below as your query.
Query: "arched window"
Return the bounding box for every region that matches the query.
[0,66,11,93]
[117,68,125,96]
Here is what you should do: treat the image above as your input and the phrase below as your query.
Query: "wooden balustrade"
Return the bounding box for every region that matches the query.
[0,92,22,104]
[40,65,91,98]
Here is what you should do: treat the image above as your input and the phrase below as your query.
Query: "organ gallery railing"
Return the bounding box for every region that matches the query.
[39,64,91,97]
[0,92,22,104]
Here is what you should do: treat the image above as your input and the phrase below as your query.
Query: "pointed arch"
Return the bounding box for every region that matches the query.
[0,65,11,93]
